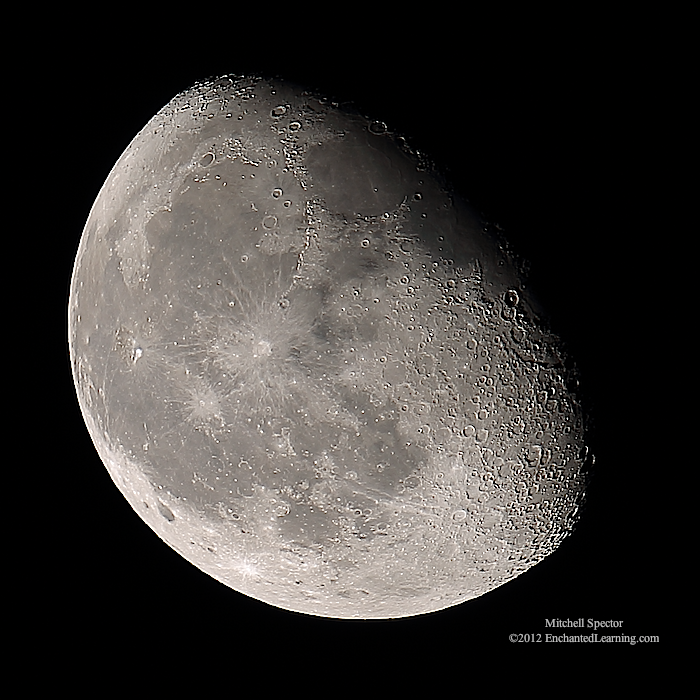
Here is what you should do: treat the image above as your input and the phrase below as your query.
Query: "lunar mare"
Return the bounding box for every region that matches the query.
[69,75,589,618]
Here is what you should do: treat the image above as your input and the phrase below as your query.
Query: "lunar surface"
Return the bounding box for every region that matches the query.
[69,75,589,619]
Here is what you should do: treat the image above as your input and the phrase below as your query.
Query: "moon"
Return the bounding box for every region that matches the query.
[68,75,590,619]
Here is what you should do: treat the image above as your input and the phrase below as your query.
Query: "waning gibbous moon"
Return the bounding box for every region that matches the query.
[68,75,591,619]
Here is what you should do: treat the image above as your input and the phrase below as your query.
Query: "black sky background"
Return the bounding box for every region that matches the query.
[39,18,668,666]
